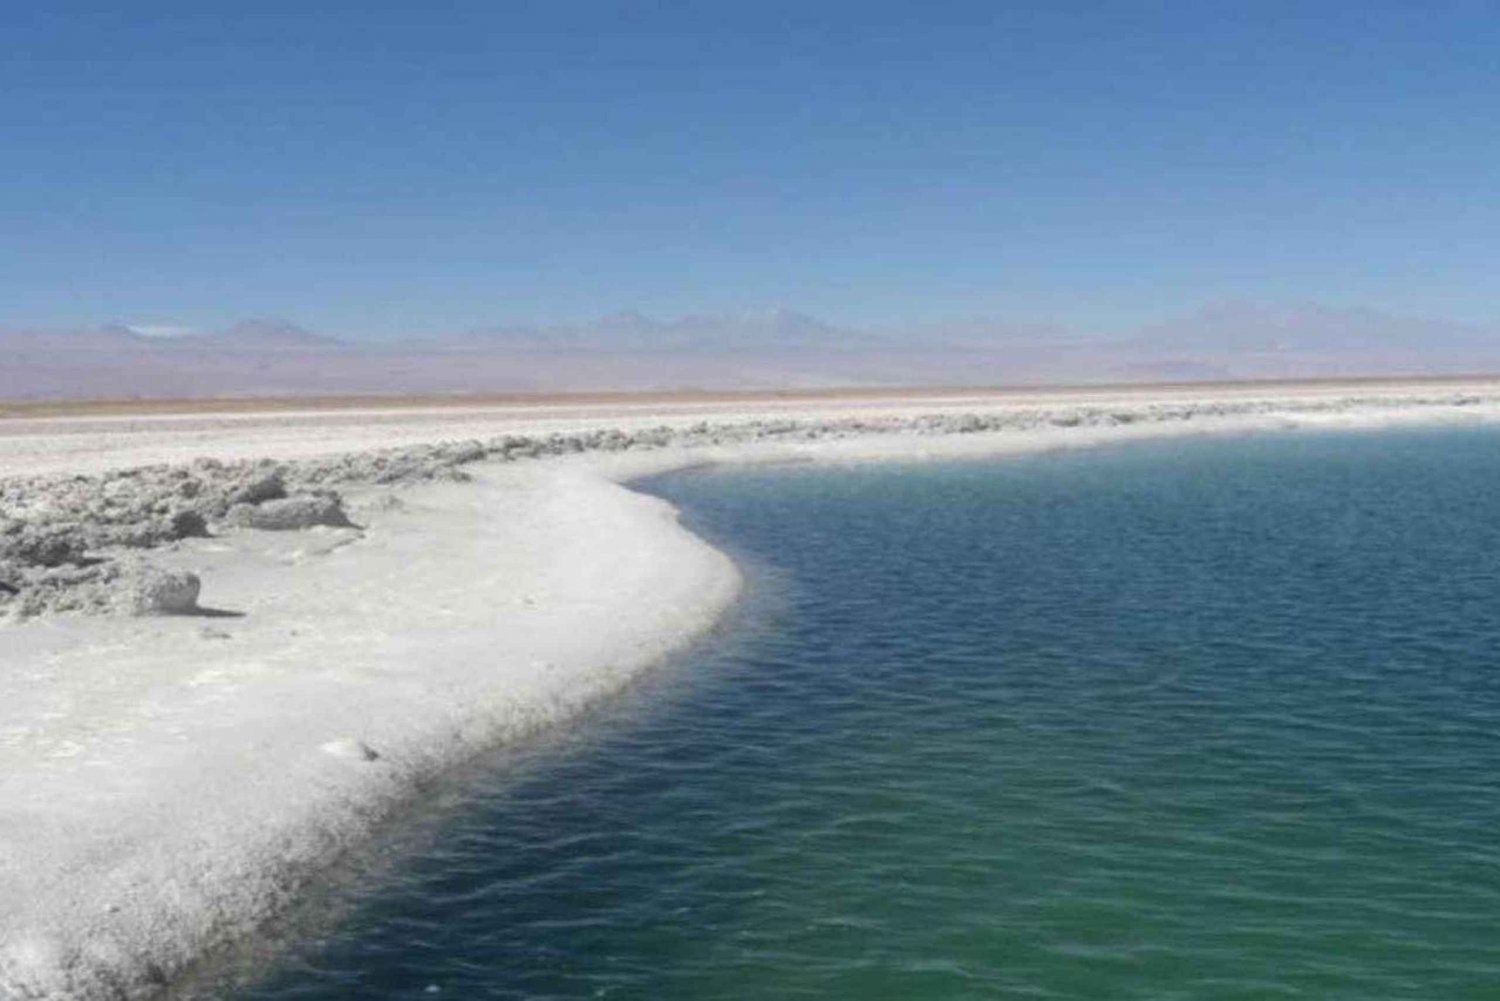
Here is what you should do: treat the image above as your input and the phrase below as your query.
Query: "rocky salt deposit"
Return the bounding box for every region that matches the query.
[4,389,1493,621]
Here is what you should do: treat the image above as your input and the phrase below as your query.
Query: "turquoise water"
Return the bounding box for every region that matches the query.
[233,428,1500,1000]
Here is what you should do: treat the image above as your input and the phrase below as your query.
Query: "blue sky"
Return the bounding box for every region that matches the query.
[4,2,1497,339]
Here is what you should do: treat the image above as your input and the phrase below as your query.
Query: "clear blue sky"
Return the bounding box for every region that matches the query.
[5,1,1497,338]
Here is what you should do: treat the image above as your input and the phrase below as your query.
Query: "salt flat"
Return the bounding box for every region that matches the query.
[3,379,1500,1000]
[6,378,1492,477]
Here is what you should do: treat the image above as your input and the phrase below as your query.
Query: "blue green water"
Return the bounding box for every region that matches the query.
[233,427,1500,1000]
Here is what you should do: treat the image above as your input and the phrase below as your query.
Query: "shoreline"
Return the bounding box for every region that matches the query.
[6,383,1500,998]
[1,464,744,1000]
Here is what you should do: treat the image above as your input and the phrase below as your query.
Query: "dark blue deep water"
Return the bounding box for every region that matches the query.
[232,428,1500,1000]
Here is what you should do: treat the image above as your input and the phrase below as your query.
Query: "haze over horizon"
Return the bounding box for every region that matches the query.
[7,300,1500,400]
[6,1,1500,347]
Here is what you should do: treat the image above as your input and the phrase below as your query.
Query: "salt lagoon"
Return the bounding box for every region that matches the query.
[5,382,1500,998]
[237,427,1500,999]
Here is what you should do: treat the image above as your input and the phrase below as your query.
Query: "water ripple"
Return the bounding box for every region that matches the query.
[231,428,1500,1000]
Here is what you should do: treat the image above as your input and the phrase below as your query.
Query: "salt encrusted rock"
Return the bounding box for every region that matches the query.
[224,495,352,531]
[226,466,287,507]
[5,562,120,618]
[3,524,87,567]
[121,568,201,616]
[292,443,482,486]
[170,509,210,539]
[95,518,178,551]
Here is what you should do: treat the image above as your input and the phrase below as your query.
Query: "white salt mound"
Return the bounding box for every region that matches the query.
[225,495,352,531]
[121,568,200,616]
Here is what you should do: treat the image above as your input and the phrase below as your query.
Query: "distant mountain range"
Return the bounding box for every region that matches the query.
[92,318,344,351]
[3,303,1499,400]
[444,308,875,354]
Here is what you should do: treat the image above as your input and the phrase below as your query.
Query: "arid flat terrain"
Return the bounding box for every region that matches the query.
[7,374,1498,420]
[6,377,1499,478]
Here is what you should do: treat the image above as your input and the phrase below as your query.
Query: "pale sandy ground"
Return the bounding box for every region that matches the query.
[4,380,1500,1000]
[7,379,1495,477]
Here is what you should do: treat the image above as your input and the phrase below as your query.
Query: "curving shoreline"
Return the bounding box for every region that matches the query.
[0,465,743,1000]
[5,383,1500,999]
